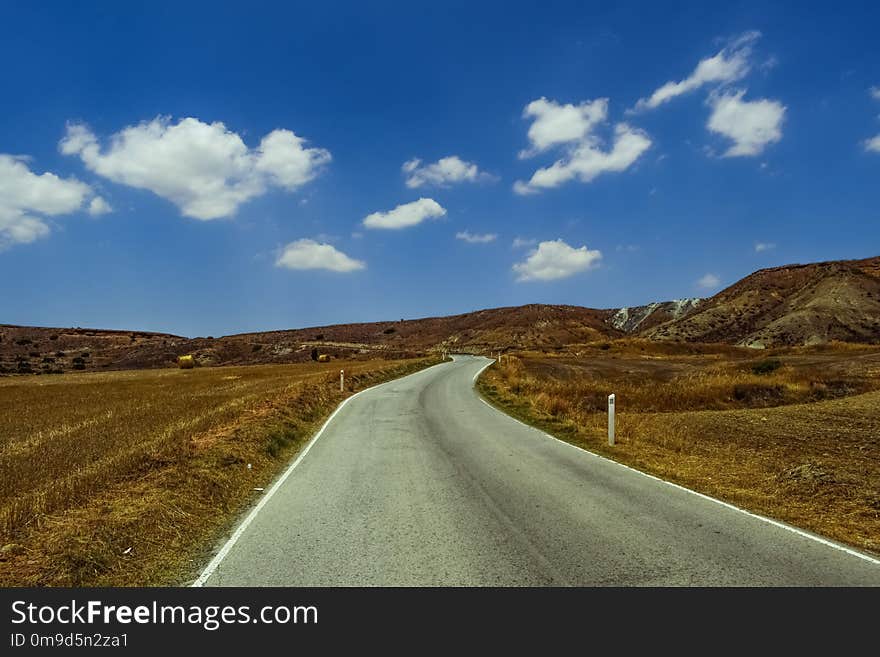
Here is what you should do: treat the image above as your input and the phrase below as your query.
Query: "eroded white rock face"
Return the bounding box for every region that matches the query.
[609,298,703,333]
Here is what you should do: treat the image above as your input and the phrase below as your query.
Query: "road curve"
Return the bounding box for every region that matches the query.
[200,355,880,586]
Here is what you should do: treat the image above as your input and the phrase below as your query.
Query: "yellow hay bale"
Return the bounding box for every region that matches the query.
[178,355,195,369]
[317,354,330,362]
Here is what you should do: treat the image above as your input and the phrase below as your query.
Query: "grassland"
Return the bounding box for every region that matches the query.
[0,357,439,586]
[479,341,880,555]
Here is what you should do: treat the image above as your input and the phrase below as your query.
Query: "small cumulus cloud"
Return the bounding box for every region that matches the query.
[88,196,112,216]
[512,237,537,249]
[363,198,446,230]
[628,32,783,159]
[518,97,609,157]
[706,90,785,157]
[865,87,880,152]
[514,122,651,195]
[513,95,651,195]
[0,154,100,249]
[512,239,602,282]
[754,242,776,252]
[631,31,760,112]
[455,230,497,244]
[60,117,330,220]
[403,156,494,188]
[275,239,365,272]
[696,273,721,289]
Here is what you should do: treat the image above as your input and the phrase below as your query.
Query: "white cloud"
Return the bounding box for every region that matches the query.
[403,156,492,188]
[864,88,880,152]
[60,117,330,220]
[254,129,331,190]
[706,90,785,157]
[363,198,446,230]
[754,242,776,252]
[512,239,602,282]
[632,31,760,112]
[0,155,96,248]
[696,273,721,289]
[512,237,537,249]
[88,196,111,216]
[456,230,497,244]
[275,239,365,272]
[514,122,651,194]
[519,97,609,157]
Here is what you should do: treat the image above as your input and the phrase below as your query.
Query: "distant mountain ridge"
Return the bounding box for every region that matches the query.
[3,255,879,373]
[646,256,880,347]
[0,305,619,373]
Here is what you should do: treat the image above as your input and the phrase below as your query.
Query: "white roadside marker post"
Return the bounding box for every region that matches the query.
[340,369,344,392]
[608,394,616,446]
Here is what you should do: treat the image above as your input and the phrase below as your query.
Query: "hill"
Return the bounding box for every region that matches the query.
[4,255,879,374]
[0,305,620,374]
[240,304,616,353]
[608,298,703,334]
[0,326,184,375]
[646,256,880,347]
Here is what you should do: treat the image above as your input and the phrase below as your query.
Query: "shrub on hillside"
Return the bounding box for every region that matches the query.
[751,359,782,375]
[733,383,785,405]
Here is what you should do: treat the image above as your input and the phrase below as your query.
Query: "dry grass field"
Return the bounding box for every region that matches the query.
[0,357,439,586]
[479,341,880,555]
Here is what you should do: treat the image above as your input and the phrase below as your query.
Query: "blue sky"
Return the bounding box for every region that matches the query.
[1,1,879,336]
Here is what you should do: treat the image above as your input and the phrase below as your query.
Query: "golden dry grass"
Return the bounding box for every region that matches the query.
[0,358,439,586]
[480,347,880,555]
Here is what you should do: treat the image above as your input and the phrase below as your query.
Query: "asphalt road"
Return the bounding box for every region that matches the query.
[199,355,880,586]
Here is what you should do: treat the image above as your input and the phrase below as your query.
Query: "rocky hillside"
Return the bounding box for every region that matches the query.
[245,304,617,354]
[0,304,620,374]
[608,298,703,334]
[646,256,880,347]
[4,255,879,374]
[0,326,183,375]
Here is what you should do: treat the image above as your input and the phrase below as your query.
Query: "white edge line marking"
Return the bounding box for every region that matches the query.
[192,359,451,586]
[473,362,880,567]
[473,357,495,383]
